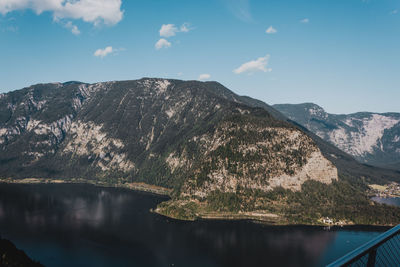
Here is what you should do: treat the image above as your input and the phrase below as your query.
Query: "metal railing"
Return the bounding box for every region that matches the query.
[327,224,400,267]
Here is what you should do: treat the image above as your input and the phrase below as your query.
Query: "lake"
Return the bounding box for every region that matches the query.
[371,196,400,207]
[0,183,389,267]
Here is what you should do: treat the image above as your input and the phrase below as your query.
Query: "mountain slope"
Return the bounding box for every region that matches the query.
[0,237,44,267]
[0,79,336,189]
[273,103,400,170]
[1,79,400,225]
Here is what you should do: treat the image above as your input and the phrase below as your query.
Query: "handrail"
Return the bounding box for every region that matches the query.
[327,224,400,267]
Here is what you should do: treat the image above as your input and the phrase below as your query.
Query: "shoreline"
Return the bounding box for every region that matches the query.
[1,178,398,228]
[152,208,394,229]
[152,208,287,224]
[0,177,172,196]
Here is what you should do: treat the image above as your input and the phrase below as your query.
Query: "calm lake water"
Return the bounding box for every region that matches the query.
[0,183,389,267]
[371,196,400,207]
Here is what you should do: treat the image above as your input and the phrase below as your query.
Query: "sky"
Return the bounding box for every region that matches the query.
[0,0,399,114]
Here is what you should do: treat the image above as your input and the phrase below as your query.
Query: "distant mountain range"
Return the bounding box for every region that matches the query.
[273,103,400,170]
[1,79,399,225]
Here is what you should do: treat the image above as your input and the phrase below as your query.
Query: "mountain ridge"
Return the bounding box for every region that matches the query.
[1,78,400,225]
[274,103,400,170]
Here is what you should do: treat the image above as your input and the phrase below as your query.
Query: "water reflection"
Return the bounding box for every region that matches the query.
[0,183,385,267]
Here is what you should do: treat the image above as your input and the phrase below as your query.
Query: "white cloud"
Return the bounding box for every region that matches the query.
[390,9,398,15]
[159,24,178,38]
[180,22,191,32]
[198,74,211,80]
[233,55,272,74]
[159,22,191,37]
[155,38,171,50]
[300,18,309,23]
[265,26,277,34]
[94,46,113,58]
[0,0,59,14]
[0,0,124,26]
[156,23,191,49]
[64,21,80,35]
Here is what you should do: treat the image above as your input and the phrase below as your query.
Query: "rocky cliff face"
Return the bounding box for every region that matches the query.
[178,124,337,198]
[0,79,337,194]
[273,103,400,170]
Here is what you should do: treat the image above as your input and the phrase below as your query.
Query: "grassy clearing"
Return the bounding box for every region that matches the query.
[369,184,388,192]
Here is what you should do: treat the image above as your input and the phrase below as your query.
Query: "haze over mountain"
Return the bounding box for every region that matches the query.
[274,103,400,171]
[1,78,400,224]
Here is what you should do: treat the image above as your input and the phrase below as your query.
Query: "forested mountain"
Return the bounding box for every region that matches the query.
[1,78,399,225]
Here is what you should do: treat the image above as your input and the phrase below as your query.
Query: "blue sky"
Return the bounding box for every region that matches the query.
[0,0,399,114]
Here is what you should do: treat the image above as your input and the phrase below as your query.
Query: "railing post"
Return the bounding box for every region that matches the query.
[367,248,377,267]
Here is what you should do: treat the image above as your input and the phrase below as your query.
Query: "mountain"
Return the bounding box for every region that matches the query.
[0,237,44,267]
[273,103,400,170]
[1,79,400,225]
